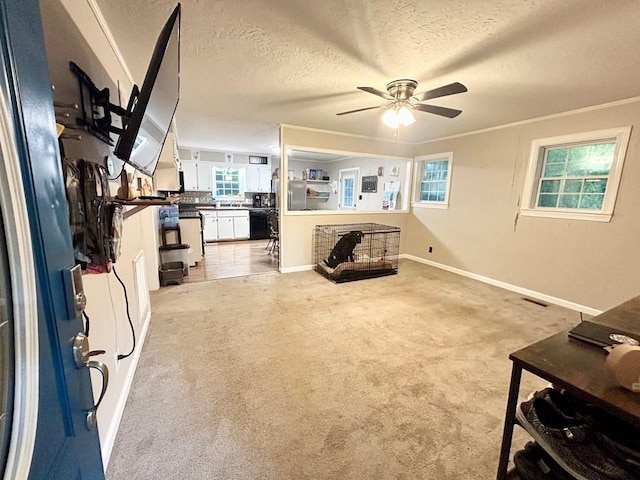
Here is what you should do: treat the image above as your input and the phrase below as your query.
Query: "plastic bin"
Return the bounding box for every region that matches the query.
[159,205,179,228]
[159,244,191,275]
[159,261,184,286]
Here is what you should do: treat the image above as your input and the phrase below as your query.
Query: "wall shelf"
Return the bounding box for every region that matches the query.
[112,198,176,219]
[307,179,329,184]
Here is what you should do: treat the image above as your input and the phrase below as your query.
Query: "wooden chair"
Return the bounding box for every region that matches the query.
[266,209,279,255]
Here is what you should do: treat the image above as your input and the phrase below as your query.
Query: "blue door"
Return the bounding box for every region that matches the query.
[0,0,105,478]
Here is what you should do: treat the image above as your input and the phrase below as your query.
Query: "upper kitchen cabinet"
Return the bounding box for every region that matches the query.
[181,160,213,191]
[246,165,272,193]
[154,131,180,191]
[181,160,199,190]
[197,162,213,191]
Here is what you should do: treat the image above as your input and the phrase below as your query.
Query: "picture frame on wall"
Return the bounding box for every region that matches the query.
[378,166,384,176]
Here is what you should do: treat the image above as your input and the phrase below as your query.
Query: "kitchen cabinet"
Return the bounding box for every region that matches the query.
[197,162,213,191]
[180,217,203,266]
[181,160,213,191]
[246,165,271,193]
[202,209,250,241]
[181,160,199,190]
[217,217,234,240]
[202,213,218,242]
[233,215,250,239]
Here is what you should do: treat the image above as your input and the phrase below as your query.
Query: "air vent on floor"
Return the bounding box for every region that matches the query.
[522,297,548,307]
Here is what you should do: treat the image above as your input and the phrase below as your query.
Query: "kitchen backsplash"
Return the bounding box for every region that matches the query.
[179,191,213,203]
[178,191,254,206]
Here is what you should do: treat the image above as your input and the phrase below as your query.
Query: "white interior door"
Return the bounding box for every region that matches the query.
[338,168,359,210]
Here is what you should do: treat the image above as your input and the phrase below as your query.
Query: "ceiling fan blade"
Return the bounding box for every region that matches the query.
[357,86,394,100]
[336,105,383,116]
[414,103,463,118]
[415,82,467,102]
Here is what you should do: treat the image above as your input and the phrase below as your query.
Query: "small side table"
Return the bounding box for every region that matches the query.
[496,295,640,479]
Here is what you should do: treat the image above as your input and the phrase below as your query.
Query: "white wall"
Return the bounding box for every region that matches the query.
[322,156,408,211]
[408,100,640,312]
[53,0,159,467]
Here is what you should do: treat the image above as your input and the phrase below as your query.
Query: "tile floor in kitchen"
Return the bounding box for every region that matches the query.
[184,239,279,283]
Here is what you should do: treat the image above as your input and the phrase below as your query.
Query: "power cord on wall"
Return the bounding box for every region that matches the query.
[113,266,136,360]
[81,310,106,357]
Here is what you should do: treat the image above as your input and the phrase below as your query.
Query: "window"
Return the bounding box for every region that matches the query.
[521,127,631,222]
[412,152,453,209]
[214,167,241,196]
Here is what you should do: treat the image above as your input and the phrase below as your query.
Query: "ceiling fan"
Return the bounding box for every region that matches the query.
[336,79,467,128]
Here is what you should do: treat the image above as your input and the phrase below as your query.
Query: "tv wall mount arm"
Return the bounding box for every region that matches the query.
[69,61,138,145]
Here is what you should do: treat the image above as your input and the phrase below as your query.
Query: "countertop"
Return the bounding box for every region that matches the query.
[197,206,249,211]
[178,202,250,211]
[178,211,202,218]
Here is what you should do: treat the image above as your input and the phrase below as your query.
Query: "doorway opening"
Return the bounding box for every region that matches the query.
[182,207,279,284]
[185,238,278,283]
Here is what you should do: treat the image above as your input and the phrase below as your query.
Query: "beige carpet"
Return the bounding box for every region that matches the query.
[106,260,579,479]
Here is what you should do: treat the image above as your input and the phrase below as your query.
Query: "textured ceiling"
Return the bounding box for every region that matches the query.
[94,0,640,154]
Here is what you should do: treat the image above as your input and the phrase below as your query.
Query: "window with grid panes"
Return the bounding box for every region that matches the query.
[214,168,241,196]
[413,152,453,209]
[521,128,631,222]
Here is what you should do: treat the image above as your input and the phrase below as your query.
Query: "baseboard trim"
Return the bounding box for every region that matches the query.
[402,254,602,316]
[101,308,152,470]
[281,264,314,273]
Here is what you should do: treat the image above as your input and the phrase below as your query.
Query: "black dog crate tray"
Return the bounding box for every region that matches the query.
[313,223,400,283]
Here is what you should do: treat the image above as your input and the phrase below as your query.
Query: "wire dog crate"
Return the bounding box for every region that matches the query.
[313,223,400,283]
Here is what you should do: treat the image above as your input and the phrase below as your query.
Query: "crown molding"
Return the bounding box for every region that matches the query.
[279,124,414,146]
[415,96,640,146]
[86,0,135,86]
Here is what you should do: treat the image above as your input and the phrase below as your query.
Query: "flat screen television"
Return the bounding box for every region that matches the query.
[113,3,181,177]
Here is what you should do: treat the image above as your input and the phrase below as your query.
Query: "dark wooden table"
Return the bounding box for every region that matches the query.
[496,295,640,479]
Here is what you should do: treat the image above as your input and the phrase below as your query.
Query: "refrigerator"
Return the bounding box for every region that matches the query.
[273,179,307,211]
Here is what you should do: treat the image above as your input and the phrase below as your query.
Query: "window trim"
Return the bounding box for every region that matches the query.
[412,152,454,210]
[214,166,244,197]
[520,127,631,222]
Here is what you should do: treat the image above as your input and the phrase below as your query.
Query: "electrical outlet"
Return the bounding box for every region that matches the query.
[114,348,121,374]
[428,246,433,253]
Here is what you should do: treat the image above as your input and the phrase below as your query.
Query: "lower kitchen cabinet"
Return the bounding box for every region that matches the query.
[233,215,250,239]
[202,209,250,242]
[217,217,234,240]
[203,214,218,242]
[180,217,204,266]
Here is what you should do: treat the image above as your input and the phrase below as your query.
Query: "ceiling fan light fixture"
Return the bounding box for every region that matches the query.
[381,108,400,128]
[339,79,466,125]
[397,106,415,126]
[381,106,415,128]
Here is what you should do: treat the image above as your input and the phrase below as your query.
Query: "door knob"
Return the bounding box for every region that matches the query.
[72,332,109,430]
